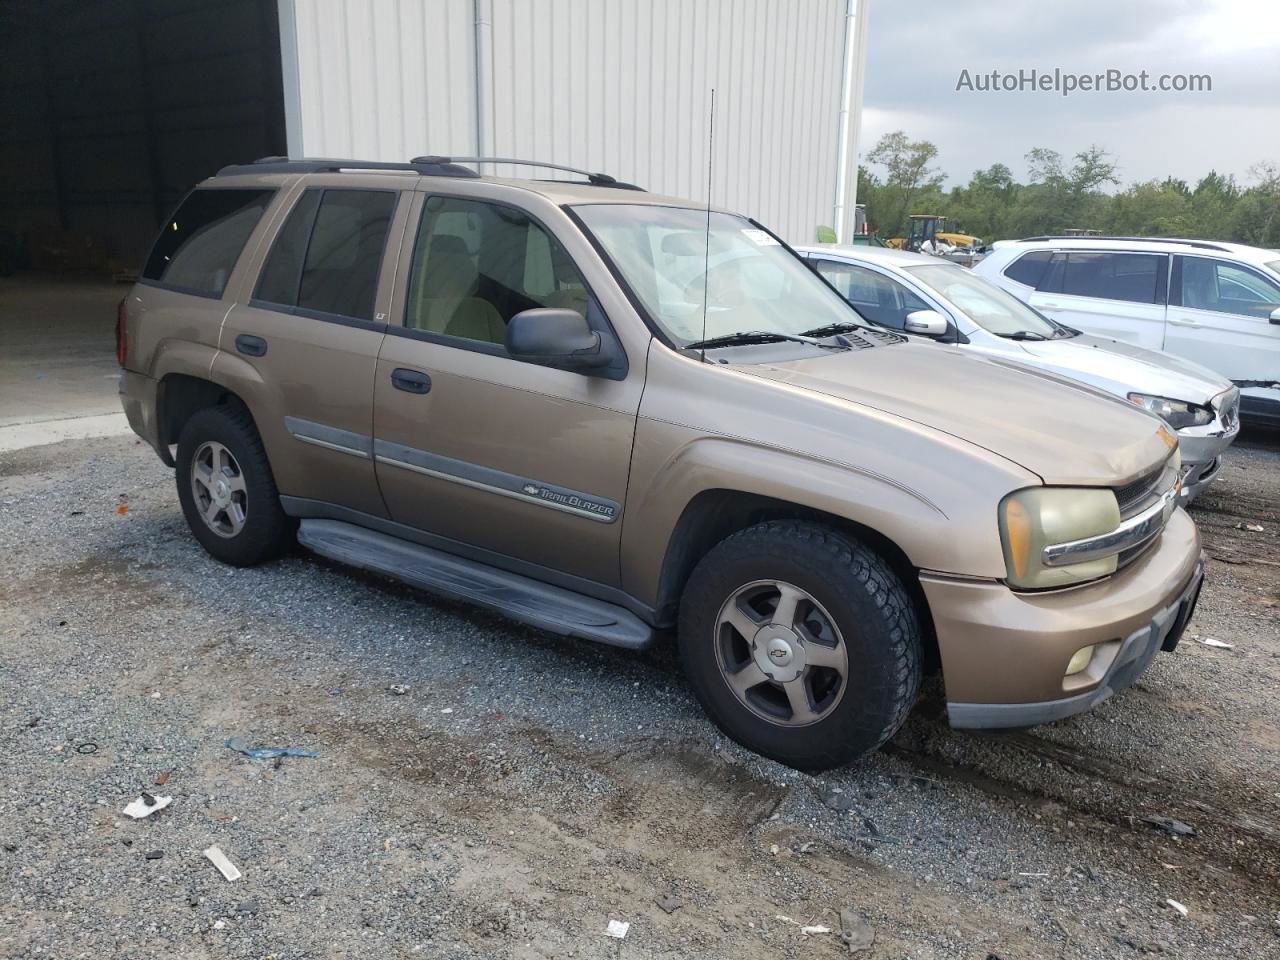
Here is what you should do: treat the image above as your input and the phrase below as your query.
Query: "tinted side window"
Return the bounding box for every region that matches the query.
[405,196,589,346]
[143,188,273,296]
[1062,252,1163,304]
[254,189,322,307]
[296,190,395,320]
[1003,250,1052,287]
[813,260,928,330]
[1180,256,1280,318]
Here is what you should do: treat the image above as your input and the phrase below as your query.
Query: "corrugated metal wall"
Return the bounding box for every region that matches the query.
[284,0,849,243]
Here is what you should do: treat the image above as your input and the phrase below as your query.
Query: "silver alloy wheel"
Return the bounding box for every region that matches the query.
[190,440,248,538]
[714,579,849,727]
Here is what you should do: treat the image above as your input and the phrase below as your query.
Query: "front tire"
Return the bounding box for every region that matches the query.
[678,520,922,771]
[175,405,296,566]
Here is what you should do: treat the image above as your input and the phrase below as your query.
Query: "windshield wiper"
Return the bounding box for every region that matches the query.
[1053,324,1082,339]
[798,321,866,338]
[1002,330,1049,341]
[683,330,848,351]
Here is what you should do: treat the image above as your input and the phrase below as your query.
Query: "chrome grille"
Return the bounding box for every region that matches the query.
[1113,453,1179,569]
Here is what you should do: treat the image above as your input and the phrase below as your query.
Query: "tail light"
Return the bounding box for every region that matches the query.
[116,298,127,366]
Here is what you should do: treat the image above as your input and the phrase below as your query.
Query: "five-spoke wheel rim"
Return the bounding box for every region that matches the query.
[714,579,848,727]
[190,441,247,538]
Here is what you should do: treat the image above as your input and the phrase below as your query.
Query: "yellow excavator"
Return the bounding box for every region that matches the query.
[886,215,982,253]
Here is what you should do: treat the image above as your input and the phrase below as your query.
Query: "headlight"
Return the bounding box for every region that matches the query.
[999,487,1121,589]
[1127,393,1213,429]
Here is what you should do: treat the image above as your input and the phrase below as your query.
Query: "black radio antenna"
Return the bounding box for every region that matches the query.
[700,88,716,363]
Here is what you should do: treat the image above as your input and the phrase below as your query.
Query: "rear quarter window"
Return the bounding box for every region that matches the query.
[1002,250,1053,287]
[143,188,274,297]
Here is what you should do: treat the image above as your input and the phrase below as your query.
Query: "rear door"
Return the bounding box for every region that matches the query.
[371,192,643,586]
[216,180,411,519]
[1166,255,1280,382]
[1028,250,1169,349]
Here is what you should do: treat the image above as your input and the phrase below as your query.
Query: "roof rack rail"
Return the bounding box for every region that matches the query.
[412,156,644,191]
[215,156,482,178]
[1017,235,1231,252]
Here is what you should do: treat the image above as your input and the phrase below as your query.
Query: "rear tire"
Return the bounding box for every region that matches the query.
[678,520,921,771]
[175,405,296,566]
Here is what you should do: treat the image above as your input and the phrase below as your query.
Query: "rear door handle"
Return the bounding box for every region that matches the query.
[235,334,268,357]
[1167,318,1201,328]
[391,368,432,394]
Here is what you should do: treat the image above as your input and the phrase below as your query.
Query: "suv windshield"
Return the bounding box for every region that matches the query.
[906,263,1062,339]
[573,204,859,347]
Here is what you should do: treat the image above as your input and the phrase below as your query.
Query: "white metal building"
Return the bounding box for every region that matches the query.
[280,0,869,243]
[0,0,867,270]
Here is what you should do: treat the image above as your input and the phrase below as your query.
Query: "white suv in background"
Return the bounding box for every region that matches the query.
[974,237,1280,427]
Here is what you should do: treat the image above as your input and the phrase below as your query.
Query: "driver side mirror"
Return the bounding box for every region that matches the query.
[506,308,615,374]
[903,309,949,338]
[1270,306,1280,325]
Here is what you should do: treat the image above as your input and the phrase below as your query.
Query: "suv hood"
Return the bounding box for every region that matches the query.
[742,341,1174,486]
[1012,333,1233,407]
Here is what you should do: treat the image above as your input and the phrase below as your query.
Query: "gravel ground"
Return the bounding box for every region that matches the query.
[1,429,1278,959]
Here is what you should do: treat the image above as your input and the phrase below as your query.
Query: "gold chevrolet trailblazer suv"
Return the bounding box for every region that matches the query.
[117,156,1204,770]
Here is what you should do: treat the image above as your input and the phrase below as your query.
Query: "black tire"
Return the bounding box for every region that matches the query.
[678,520,921,771]
[175,404,296,566]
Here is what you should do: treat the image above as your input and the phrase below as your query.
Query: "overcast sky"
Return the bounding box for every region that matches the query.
[860,0,1280,190]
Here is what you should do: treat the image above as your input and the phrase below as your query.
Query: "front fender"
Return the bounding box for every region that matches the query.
[620,424,1010,609]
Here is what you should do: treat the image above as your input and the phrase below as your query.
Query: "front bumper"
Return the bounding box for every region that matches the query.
[1175,392,1240,501]
[920,508,1202,728]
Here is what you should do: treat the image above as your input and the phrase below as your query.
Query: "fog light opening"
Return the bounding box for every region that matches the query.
[1065,644,1096,677]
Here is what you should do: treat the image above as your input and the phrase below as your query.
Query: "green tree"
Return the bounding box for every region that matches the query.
[864,131,945,238]
[1234,162,1280,248]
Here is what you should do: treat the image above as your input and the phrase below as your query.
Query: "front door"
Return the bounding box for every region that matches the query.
[217,183,409,518]
[1165,255,1280,384]
[372,193,642,586]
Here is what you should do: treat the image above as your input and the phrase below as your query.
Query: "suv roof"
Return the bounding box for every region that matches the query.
[998,235,1278,266]
[209,155,710,210]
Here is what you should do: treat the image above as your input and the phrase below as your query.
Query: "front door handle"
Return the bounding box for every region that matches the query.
[1167,318,1201,328]
[391,368,432,394]
[235,334,268,357]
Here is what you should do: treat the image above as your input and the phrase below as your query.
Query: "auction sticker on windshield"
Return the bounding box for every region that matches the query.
[742,229,779,246]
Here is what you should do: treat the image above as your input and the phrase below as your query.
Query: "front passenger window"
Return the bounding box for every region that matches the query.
[813,260,928,330]
[405,197,589,346]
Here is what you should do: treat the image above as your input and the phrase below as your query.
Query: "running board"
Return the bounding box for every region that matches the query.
[297,519,654,651]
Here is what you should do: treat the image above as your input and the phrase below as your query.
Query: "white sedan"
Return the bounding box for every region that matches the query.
[796,244,1240,501]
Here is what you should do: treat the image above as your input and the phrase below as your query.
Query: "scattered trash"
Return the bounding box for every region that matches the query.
[1166,898,1189,917]
[605,919,630,939]
[1017,872,1049,877]
[212,919,227,930]
[1240,523,1264,532]
[383,838,392,852]
[154,768,174,786]
[116,504,128,515]
[75,742,97,754]
[775,915,832,936]
[144,849,164,860]
[387,684,409,695]
[440,708,454,715]
[1197,637,1234,649]
[122,793,172,819]
[225,737,319,760]
[203,845,241,881]
[769,843,781,855]
[655,894,682,914]
[1139,815,1196,837]
[838,907,875,952]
